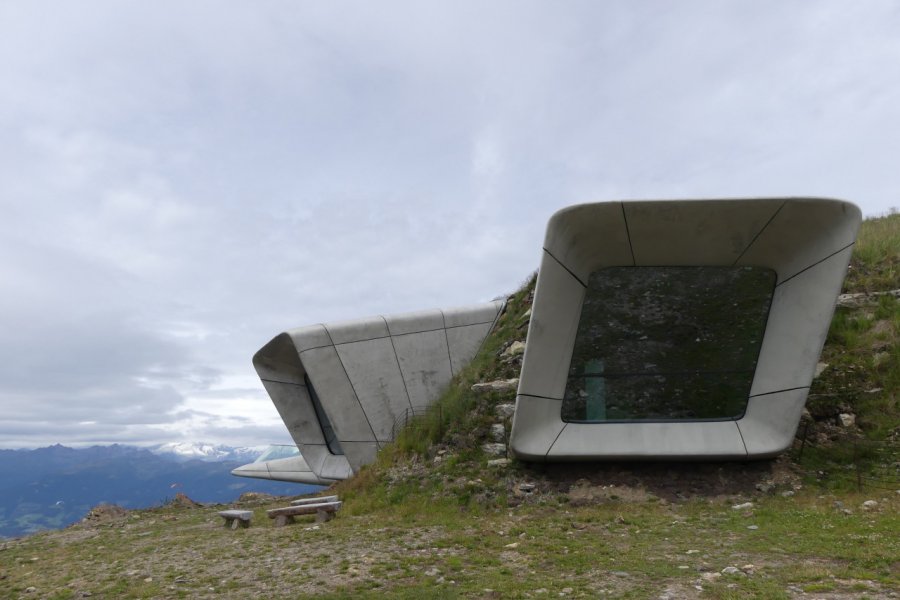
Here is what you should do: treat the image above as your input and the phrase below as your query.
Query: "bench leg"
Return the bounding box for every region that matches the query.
[274,515,294,527]
[315,508,334,523]
[222,518,234,529]
[231,518,242,530]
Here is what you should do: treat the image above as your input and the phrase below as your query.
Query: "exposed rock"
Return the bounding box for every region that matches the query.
[721,566,744,576]
[861,500,878,510]
[472,379,519,394]
[501,341,526,357]
[836,289,900,308]
[490,423,506,443]
[838,413,856,427]
[171,492,201,508]
[731,502,753,511]
[82,503,128,525]
[482,443,507,457]
[487,458,510,467]
[495,403,516,419]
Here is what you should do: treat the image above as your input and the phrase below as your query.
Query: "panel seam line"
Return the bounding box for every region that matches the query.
[543,248,587,287]
[621,201,636,266]
[775,242,855,287]
[322,325,379,444]
[382,315,415,415]
[731,200,787,266]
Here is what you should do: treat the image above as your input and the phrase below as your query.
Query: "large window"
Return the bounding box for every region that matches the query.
[306,374,344,455]
[561,266,775,422]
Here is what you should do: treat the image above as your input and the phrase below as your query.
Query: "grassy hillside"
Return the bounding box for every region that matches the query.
[1,215,897,599]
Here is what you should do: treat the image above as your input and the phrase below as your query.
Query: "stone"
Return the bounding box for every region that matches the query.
[487,458,510,467]
[814,362,829,378]
[490,423,506,442]
[838,413,856,427]
[861,500,878,510]
[502,341,526,357]
[495,403,516,419]
[731,502,753,511]
[482,443,507,457]
[504,542,519,549]
[721,567,743,575]
[747,525,759,530]
[781,490,795,497]
[472,379,520,395]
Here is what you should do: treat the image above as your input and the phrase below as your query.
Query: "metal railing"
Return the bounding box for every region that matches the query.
[390,403,443,441]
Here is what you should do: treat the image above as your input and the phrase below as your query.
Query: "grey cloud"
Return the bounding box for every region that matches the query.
[1,1,899,448]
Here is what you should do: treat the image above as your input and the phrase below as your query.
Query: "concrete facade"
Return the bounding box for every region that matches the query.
[245,302,504,482]
[510,197,861,460]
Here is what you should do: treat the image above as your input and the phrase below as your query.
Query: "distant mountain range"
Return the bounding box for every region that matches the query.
[149,441,269,462]
[0,444,321,539]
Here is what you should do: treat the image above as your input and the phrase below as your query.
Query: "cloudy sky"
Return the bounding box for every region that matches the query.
[1,1,898,448]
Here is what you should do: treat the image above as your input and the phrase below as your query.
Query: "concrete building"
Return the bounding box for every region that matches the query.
[235,197,860,484]
[234,302,504,483]
[509,197,861,460]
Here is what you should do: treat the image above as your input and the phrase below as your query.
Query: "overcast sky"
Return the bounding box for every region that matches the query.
[1,1,898,449]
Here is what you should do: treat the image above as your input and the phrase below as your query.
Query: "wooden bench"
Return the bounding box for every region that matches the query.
[217,510,253,529]
[267,501,342,527]
[290,495,339,506]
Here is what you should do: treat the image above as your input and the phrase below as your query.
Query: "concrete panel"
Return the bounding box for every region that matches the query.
[737,198,861,283]
[738,388,809,457]
[384,309,445,336]
[260,380,325,447]
[442,300,505,328]
[542,201,633,282]
[324,316,390,345]
[624,199,783,266]
[231,455,336,485]
[299,346,377,443]
[340,441,380,472]
[283,324,333,353]
[335,337,411,442]
[391,329,454,408]
[749,246,854,396]
[516,251,585,400]
[508,395,567,461]
[446,322,493,375]
[253,333,307,384]
[548,421,747,459]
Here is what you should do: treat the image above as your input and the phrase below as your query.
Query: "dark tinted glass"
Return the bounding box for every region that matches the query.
[306,374,344,455]
[561,266,775,422]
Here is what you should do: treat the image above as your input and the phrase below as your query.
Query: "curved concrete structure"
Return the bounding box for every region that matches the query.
[231,455,336,485]
[249,301,504,481]
[510,197,861,460]
[231,445,336,485]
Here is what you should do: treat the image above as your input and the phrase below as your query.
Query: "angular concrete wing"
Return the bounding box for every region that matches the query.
[510,198,861,461]
[231,455,336,486]
[249,301,504,482]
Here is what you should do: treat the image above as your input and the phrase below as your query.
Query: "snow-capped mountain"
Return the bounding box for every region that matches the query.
[150,442,269,462]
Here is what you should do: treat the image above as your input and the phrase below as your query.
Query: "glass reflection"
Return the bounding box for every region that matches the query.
[561,266,775,422]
